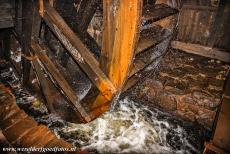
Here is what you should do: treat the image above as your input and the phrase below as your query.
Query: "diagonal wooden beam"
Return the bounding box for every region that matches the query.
[31,58,57,113]
[42,1,116,102]
[31,40,91,123]
[75,0,99,33]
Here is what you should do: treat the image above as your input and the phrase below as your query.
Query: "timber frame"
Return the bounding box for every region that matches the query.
[17,0,142,122]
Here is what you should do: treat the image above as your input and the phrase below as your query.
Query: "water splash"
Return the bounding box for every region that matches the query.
[58,98,202,154]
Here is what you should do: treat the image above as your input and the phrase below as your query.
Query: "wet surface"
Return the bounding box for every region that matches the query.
[127,49,229,129]
[52,98,211,154]
[0,59,211,154]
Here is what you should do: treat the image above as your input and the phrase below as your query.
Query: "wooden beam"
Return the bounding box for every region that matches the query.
[74,0,101,58]
[171,41,230,63]
[14,0,22,36]
[135,26,172,55]
[2,28,11,60]
[101,0,142,88]
[31,59,56,113]
[181,5,217,11]
[31,40,91,123]
[21,0,33,85]
[82,0,142,120]
[42,2,116,102]
[142,4,178,25]
[21,0,41,86]
[75,0,99,32]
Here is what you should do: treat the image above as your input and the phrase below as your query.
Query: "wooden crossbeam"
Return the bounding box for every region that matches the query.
[142,4,178,25]
[171,41,230,63]
[135,26,172,55]
[31,40,91,123]
[42,1,116,101]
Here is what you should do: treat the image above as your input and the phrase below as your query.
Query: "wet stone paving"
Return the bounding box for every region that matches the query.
[1,50,226,154]
[129,49,229,129]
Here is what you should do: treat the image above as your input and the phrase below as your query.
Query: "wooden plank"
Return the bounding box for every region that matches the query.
[181,5,217,11]
[124,36,172,92]
[31,59,56,113]
[31,40,91,123]
[135,26,171,55]
[42,2,116,101]
[123,56,163,93]
[171,41,230,63]
[132,32,173,77]
[71,0,101,59]
[142,4,178,25]
[122,75,141,92]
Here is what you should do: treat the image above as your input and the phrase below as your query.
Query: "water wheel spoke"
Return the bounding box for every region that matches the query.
[142,3,178,25]
[42,2,116,102]
[136,26,172,55]
[31,40,91,122]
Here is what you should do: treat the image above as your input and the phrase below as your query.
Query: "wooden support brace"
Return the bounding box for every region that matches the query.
[87,0,142,119]
[42,1,116,101]
[101,0,142,89]
[31,40,91,123]
[21,0,33,86]
[75,0,99,33]
[31,58,56,113]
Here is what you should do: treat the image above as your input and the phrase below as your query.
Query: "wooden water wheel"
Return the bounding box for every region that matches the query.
[16,0,179,123]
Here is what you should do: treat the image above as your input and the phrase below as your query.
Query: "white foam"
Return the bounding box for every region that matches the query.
[60,98,199,154]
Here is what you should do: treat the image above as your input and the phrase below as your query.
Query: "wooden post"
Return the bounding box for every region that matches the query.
[3,28,11,60]
[89,0,142,119]
[14,0,22,36]
[21,0,33,85]
[101,0,142,89]
[21,0,41,86]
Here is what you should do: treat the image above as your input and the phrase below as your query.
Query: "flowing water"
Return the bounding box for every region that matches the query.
[55,98,209,154]
[0,63,210,154]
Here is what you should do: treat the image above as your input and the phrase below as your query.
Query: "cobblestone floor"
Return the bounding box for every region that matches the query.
[129,49,230,129]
